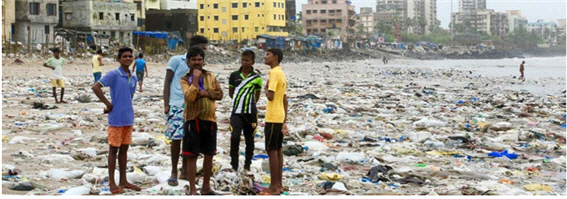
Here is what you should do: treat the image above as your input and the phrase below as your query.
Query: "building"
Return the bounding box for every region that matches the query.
[459,0,485,13]
[145,9,198,42]
[134,0,146,30]
[557,19,566,36]
[358,7,375,34]
[302,0,356,38]
[527,19,558,45]
[506,10,527,32]
[2,0,16,40]
[15,0,59,44]
[62,0,137,44]
[375,0,437,36]
[197,0,288,41]
[161,0,197,10]
[285,0,297,34]
[146,0,161,10]
[452,9,508,37]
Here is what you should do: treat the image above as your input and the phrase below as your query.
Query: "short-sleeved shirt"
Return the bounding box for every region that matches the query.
[167,54,190,107]
[229,68,262,115]
[265,66,287,123]
[98,67,138,127]
[92,55,102,73]
[46,57,65,79]
[135,58,146,72]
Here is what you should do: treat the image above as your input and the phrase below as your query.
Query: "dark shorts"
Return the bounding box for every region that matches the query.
[136,71,144,82]
[182,119,217,157]
[264,123,283,151]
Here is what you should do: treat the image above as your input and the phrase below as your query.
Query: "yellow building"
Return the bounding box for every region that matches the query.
[2,0,16,40]
[197,0,288,41]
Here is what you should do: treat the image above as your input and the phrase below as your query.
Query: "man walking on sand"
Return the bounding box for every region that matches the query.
[43,48,67,104]
[519,61,525,81]
[163,35,208,186]
[258,49,289,195]
[92,49,105,83]
[132,53,148,92]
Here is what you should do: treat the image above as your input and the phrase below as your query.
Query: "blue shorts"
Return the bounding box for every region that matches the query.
[165,105,185,140]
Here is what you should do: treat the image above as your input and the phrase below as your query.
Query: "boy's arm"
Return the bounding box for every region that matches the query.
[145,65,148,77]
[283,94,288,123]
[229,87,235,99]
[265,78,275,101]
[254,90,261,103]
[91,82,113,113]
[132,62,136,72]
[43,59,54,69]
[98,56,104,66]
[207,76,224,101]
[228,74,235,99]
[163,69,174,114]
[180,75,199,102]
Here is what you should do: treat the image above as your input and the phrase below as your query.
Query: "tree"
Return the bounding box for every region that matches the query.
[297,11,302,22]
[417,17,427,35]
[356,23,365,35]
[376,21,392,35]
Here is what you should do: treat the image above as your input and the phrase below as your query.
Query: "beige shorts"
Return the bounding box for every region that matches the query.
[50,79,65,88]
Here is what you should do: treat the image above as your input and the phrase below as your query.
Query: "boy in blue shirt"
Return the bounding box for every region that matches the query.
[92,47,140,194]
[132,53,148,92]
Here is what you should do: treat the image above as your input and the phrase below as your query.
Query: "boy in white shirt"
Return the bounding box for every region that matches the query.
[43,48,67,103]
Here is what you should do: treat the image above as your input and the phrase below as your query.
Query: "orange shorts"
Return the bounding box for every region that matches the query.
[107,126,133,147]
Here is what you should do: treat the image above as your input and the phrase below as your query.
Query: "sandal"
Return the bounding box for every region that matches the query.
[111,187,125,195]
[121,183,141,191]
[168,178,179,186]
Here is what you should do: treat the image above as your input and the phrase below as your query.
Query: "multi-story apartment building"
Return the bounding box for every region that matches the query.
[161,0,197,10]
[506,10,527,32]
[62,0,137,43]
[527,19,558,45]
[359,7,375,34]
[452,9,508,37]
[134,0,146,30]
[375,0,437,35]
[198,0,287,41]
[302,0,356,37]
[145,9,198,42]
[2,0,16,40]
[459,0,485,13]
[557,19,566,37]
[15,0,59,44]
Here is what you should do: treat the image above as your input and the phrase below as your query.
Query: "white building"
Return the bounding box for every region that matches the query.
[161,0,197,10]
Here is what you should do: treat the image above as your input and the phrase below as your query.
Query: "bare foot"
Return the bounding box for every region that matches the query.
[60,100,68,103]
[55,101,60,104]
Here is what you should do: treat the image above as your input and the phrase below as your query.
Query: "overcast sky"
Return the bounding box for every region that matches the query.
[295,0,567,28]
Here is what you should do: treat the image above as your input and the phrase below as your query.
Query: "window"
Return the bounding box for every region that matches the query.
[255,2,260,7]
[337,19,342,23]
[242,3,247,8]
[233,27,238,33]
[99,12,104,19]
[200,4,204,9]
[255,27,259,32]
[313,29,318,32]
[232,15,238,20]
[262,27,264,30]
[322,0,327,4]
[332,0,337,3]
[222,19,227,24]
[306,10,311,14]
[274,14,276,20]
[257,14,260,17]
[321,10,326,14]
[200,16,204,21]
[320,19,326,24]
[213,28,219,33]
[242,27,245,32]
[200,28,204,33]
[136,2,142,9]
[273,2,276,7]
[313,10,317,14]
[47,3,56,16]
[213,4,218,9]
[214,16,219,21]
[208,16,210,19]
[244,15,249,20]
[232,3,238,8]
[115,13,120,20]
[131,14,135,21]
[321,28,326,32]
[29,3,39,15]
[307,28,311,33]
[45,25,50,34]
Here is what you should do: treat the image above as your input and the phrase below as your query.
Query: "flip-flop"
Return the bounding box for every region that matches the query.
[258,191,280,195]
[111,187,124,195]
[122,183,141,191]
[168,178,179,186]
[201,191,220,195]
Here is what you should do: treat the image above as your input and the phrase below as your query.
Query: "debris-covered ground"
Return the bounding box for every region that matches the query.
[2,55,565,195]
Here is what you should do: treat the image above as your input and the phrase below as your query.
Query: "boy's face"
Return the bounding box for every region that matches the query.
[53,52,60,57]
[264,52,276,65]
[188,54,204,71]
[241,55,254,68]
[118,51,134,67]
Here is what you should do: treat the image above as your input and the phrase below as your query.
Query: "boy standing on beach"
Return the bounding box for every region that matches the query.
[92,49,104,83]
[519,61,525,81]
[91,47,141,194]
[229,50,262,172]
[180,46,223,195]
[43,48,67,103]
[258,49,289,195]
[132,53,148,92]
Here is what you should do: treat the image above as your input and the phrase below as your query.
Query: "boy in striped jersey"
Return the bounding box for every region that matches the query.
[228,50,262,172]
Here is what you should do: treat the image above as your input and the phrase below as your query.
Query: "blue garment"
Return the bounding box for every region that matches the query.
[166,54,190,107]
[93,72,102,83]
[188,75,205,90]
[98,67,137,127]
[135,58,146,72]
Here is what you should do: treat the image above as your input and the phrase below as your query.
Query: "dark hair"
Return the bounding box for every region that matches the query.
[190,35,209,47]
[242,50,255,61]
[118,47,133,58]
[522,61,525,63]
[138,53,143,58]
[52,48,60,53]
[186,46,205,60]
[267,48,283,63]
[96,49,102,54]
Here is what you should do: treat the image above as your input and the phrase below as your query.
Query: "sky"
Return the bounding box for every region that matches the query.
[295,0,567,28]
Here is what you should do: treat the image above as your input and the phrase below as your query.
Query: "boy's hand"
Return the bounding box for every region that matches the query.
[164,106,170,115]
[104,104,113,114]
[193,68,202,78]
[199,90,209,98]
[282,123,289,136]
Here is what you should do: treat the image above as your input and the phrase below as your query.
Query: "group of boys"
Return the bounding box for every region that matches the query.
[43,35,288,195]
